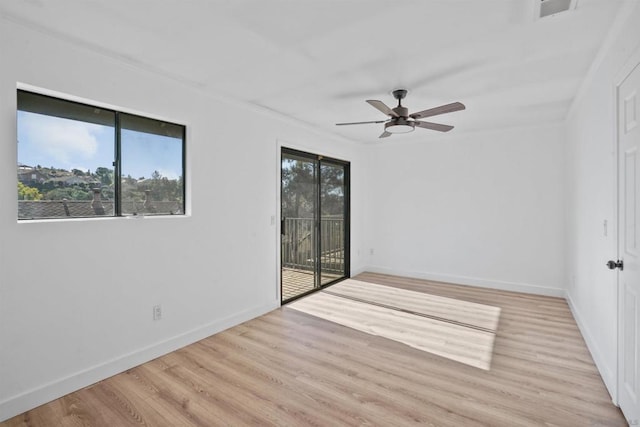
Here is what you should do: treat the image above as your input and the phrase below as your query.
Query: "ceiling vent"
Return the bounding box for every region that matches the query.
[536,0,577,19]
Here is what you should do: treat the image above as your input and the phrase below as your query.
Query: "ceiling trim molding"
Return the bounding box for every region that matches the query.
[0,11,207,90]
[0,11,361,148]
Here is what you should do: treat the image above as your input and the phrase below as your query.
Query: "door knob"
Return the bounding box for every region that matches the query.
[606,259,624,270]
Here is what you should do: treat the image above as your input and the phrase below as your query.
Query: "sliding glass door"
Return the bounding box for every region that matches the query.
[281,151,319,300]
[281,148,349,303]
[319,161,347,285]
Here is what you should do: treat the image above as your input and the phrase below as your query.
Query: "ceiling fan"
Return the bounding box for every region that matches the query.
[336,89,465,138]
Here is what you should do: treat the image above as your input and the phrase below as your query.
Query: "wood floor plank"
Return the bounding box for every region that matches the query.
[1,272,627,426]
[288,291,497,370]
[327,279,501,331]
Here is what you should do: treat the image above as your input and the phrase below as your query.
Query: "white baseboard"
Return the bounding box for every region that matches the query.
[565,292,617,404]
[362,266,566,297]
[0,301,278,422]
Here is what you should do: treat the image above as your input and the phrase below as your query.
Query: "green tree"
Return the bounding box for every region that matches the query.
[281,158,315,219]
[17,182,43,200]
[320,164,344,216]
[145,171,182,202]
[94,167,114,186]
[281,160,344,217]
[44,187,91,201]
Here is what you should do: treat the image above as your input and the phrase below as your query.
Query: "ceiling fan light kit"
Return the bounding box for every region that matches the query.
[336,88,465,138]
[385,119,415,134]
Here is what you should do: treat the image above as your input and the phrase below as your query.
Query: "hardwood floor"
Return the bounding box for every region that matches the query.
[1,272,627,426]
[323,279,501,331]
[288,279,501,370]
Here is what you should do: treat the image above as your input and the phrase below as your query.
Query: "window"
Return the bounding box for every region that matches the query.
[17,90,185,220]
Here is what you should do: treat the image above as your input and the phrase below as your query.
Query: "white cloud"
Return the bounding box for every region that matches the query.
[22,113,102,169]
[157,169,180,180]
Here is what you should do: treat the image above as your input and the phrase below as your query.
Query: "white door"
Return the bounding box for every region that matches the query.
[618,62,640,423]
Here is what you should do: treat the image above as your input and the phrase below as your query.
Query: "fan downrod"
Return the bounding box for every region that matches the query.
[391,89,409,115]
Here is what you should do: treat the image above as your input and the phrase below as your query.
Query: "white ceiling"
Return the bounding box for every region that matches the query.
[0,0,625,143]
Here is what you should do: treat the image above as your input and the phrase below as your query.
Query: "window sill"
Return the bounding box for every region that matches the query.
[17,214,191,224]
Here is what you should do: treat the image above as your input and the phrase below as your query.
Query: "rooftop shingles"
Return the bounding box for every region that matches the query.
[18,200,182,219]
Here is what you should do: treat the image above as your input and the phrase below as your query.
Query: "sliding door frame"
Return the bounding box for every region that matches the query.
[280,146,350,303]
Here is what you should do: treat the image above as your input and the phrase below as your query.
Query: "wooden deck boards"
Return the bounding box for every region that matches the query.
[281,268,315,301]
[1,272,627,426]
[281,268,341,301]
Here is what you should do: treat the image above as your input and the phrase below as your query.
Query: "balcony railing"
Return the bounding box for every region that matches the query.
[281,217,344,274]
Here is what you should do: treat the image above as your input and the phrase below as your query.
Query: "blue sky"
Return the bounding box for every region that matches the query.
[18,111,182,180]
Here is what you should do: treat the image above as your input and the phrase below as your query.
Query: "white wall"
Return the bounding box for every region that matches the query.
[0,20,367,421]
[564,1,640,402]
[367,124,566,296]
[3,3,636,421]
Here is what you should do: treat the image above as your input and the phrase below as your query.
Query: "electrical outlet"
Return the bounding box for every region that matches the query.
[153,305,162,321]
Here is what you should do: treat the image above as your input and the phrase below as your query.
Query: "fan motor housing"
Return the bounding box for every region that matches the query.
[393,106,409,117]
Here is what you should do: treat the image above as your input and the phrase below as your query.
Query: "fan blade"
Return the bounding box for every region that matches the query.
[379,131,392,138]
[366,100,399,118]
[336,120,387,126]
[414,121,454,132]
[410,102,465,119]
